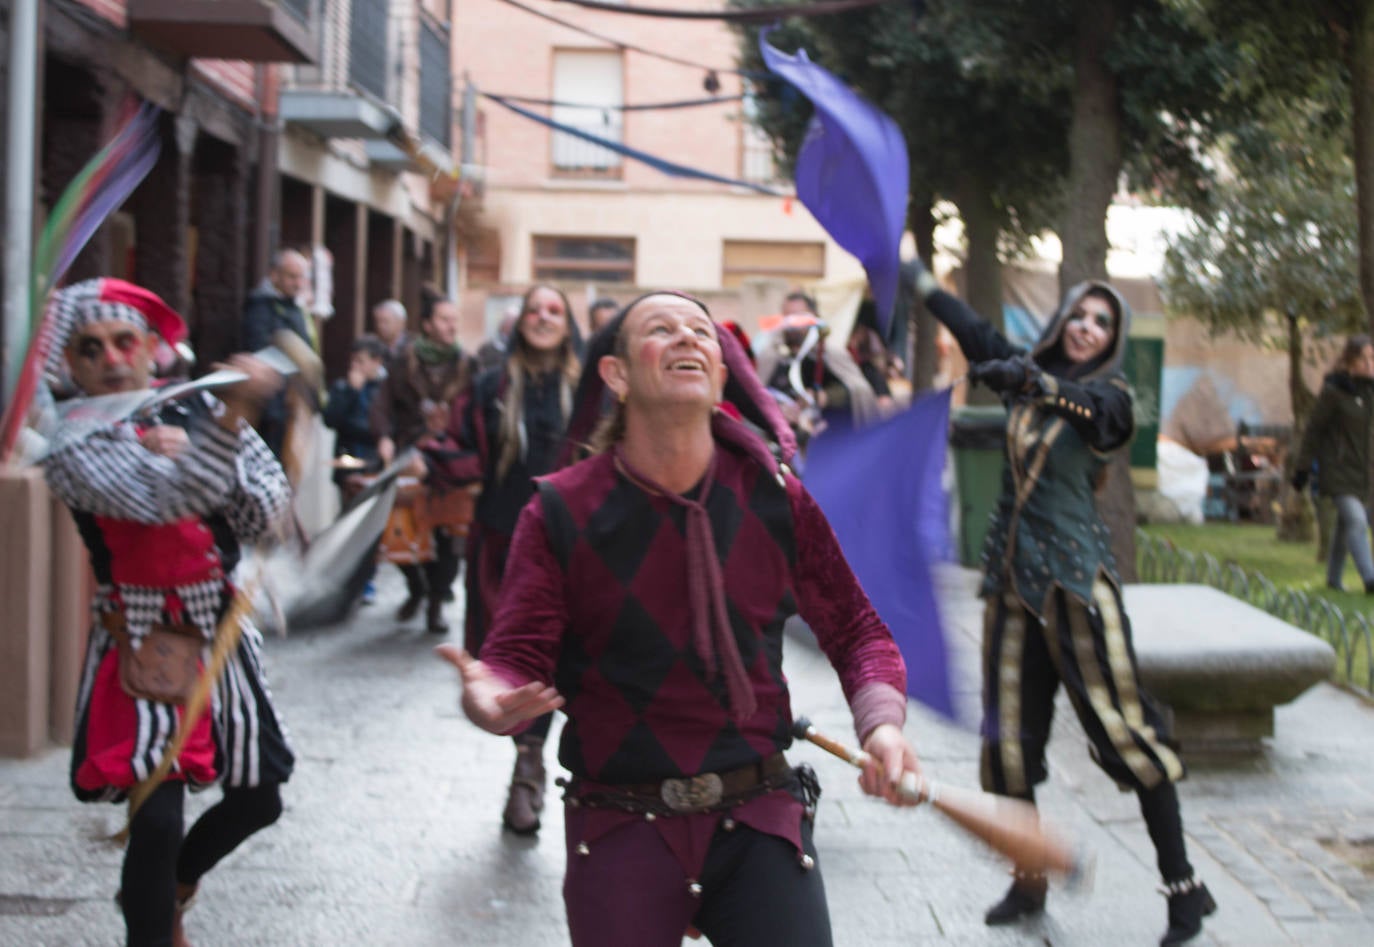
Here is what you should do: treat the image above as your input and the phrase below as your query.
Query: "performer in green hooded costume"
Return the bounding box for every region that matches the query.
[912,262,1214,947]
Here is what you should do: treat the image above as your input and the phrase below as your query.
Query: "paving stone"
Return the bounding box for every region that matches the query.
[3,566,1373,944]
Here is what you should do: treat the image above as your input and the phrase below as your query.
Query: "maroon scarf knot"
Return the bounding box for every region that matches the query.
[614,447,757,722]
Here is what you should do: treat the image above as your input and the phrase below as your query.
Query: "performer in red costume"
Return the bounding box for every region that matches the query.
[428,284,581,835]
[43,279,294,947]
[439,291,921,947]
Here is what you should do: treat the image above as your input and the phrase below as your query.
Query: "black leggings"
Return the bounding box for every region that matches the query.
[399,533,462,601]
[121,781,283,946]
[693,819,833,947]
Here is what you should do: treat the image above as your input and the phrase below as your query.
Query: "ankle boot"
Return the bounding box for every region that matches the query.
[984,871,1047,925]
[397,592,424,622]
[425,597,449,635]
[502,737,546,835]
[1160,878,1215,946]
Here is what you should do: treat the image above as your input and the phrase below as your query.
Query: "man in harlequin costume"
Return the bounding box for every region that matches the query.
[42,278,295,947]
[910,261,1215,946]
[437,292,921,946]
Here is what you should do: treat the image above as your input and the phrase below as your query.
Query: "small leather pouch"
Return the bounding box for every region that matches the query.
[103,612,203,705]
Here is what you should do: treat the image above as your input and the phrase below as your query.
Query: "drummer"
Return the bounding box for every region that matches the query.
[369,293,478,633]
[323,335,388,604]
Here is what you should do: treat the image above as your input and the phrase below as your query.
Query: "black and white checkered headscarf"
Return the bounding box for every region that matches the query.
[43,278,183,382]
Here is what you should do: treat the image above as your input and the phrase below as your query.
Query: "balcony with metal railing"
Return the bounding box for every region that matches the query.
[281,0,394,141]
[127,0,316,63]
[552,118,623,179]
[348,0,388,101]
[418,18,452,150]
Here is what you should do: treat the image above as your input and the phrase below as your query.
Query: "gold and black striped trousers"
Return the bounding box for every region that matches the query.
[979,576,1184,797]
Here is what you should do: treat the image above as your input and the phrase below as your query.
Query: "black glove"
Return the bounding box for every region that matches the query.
[1291,470,1310,492]
[969,355,1035,394]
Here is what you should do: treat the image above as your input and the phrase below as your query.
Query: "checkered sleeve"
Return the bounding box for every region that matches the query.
[224,421,293,542]
[44,412,244,523]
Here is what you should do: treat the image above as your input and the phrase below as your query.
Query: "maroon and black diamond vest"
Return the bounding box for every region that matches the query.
[535,446,799,784]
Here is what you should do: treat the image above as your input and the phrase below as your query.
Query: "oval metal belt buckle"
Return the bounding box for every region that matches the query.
[660,773,724,812]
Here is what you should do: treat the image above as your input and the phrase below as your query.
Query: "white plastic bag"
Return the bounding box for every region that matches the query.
[1155,438,1208,525]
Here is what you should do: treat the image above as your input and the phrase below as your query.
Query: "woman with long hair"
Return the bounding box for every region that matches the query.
[1293,334,1374,592]
[432,284,581,833]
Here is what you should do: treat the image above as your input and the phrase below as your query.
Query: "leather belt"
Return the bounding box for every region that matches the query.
[565,753,792,815]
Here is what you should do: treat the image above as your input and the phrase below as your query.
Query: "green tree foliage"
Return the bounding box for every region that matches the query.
[926,0,1242,287]
[728,1,1072,335]
[1188,0,1374,334]
[918,0,1240,577]
[1162,99,1361,424]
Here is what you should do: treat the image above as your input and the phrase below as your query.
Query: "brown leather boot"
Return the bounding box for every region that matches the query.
[502,737,546,835]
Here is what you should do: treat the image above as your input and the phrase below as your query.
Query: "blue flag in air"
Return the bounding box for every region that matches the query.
[804,389,958,720]
[759,32,909,335]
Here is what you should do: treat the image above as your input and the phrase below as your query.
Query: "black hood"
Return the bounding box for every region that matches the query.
[1031,280,1131,381]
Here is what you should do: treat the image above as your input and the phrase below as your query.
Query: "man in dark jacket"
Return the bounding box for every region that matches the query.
[1292,335,1374,591]
[241,248,314,457]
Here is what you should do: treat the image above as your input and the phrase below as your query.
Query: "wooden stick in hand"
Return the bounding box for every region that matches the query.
[792,716,1083,879]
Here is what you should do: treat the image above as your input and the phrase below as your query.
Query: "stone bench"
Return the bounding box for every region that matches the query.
[1125,583,1336,754]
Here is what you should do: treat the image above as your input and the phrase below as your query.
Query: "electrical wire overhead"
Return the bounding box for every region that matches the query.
[479,92,744,111]
[496,0,746,74]
[484,92,787,196]
[551,0,898,21]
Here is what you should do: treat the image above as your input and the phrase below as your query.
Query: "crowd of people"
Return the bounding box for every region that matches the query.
[37,256,1217,947]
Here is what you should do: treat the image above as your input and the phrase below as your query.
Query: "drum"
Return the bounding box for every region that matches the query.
[378,476,435,564]
[421,485,478,537]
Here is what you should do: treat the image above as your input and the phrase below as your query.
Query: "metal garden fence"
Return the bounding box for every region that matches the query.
[1136,529,1374,696]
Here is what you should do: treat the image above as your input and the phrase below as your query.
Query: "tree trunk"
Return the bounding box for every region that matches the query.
[958,177,1004,334]
[1351,0,1374,333]
[1060,0,1121,292]
[957,175,1005,406]
[1062,0,1136,580]
[1277,308,1315,543]
[910,198,938,393]
[1287,308,1314,437]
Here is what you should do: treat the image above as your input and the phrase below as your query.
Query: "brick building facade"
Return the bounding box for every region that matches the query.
[451,3,866,344]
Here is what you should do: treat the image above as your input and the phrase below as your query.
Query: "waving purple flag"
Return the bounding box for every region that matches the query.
[804,389,958,720]
[759,31,909,334]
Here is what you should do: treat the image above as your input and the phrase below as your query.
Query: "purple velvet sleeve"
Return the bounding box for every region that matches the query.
[476,498,568,690]
[787,476,908,737]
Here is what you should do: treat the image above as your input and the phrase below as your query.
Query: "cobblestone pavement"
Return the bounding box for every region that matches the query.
[2,564,1373,945]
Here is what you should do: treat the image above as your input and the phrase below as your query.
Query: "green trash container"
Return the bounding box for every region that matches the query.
[950,404,1007,568]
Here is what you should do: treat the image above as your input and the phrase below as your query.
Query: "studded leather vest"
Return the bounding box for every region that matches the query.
[979,395,1123,616]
